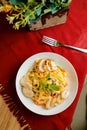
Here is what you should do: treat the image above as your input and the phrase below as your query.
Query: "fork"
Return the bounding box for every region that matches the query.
[42,36,87,53]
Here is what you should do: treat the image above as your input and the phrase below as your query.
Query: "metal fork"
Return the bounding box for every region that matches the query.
[42,36,87,53]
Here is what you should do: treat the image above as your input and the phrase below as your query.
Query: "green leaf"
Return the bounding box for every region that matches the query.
[62,0,72,7]
[50,0,55,3]
[49,84,59,91]
[44,8,51,14]
[36,8,42,16]
[9,0,20,5]
[51,8,58,14]
[28,0,35,2]
[10,0,27,4]
[41,83,47,91]
[63,0,72,4]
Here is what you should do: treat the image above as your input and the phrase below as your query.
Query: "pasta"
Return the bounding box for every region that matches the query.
[20,58,69,109]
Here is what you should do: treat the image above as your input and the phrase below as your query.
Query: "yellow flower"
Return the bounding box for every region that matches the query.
[4,3,12,13]
[13,21,21,30]
[6,15,15,24]
[0,5,4,12]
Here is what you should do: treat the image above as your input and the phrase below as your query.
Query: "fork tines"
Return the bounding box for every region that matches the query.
[42,36,57,46]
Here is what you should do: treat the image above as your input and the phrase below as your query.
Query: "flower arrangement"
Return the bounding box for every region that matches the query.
[0,0,72,30]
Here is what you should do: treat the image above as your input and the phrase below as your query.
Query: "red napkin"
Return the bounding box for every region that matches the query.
[0,0,87,130]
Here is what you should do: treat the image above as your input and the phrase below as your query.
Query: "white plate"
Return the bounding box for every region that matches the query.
[16,52,78,116]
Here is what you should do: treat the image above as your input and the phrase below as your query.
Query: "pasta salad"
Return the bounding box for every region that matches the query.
[20,58,69,109]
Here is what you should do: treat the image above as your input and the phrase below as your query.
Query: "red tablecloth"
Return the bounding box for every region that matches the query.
[0,0,87,130]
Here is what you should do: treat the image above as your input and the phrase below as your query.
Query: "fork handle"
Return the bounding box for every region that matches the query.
[62,44,87,53]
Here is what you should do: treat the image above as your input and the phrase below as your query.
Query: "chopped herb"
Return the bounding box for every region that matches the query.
[41,82,48,90]
[46,74,51,80]
[48,84,60,91]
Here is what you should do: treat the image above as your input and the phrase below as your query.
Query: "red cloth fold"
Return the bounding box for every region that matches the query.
[0,0,87,130]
